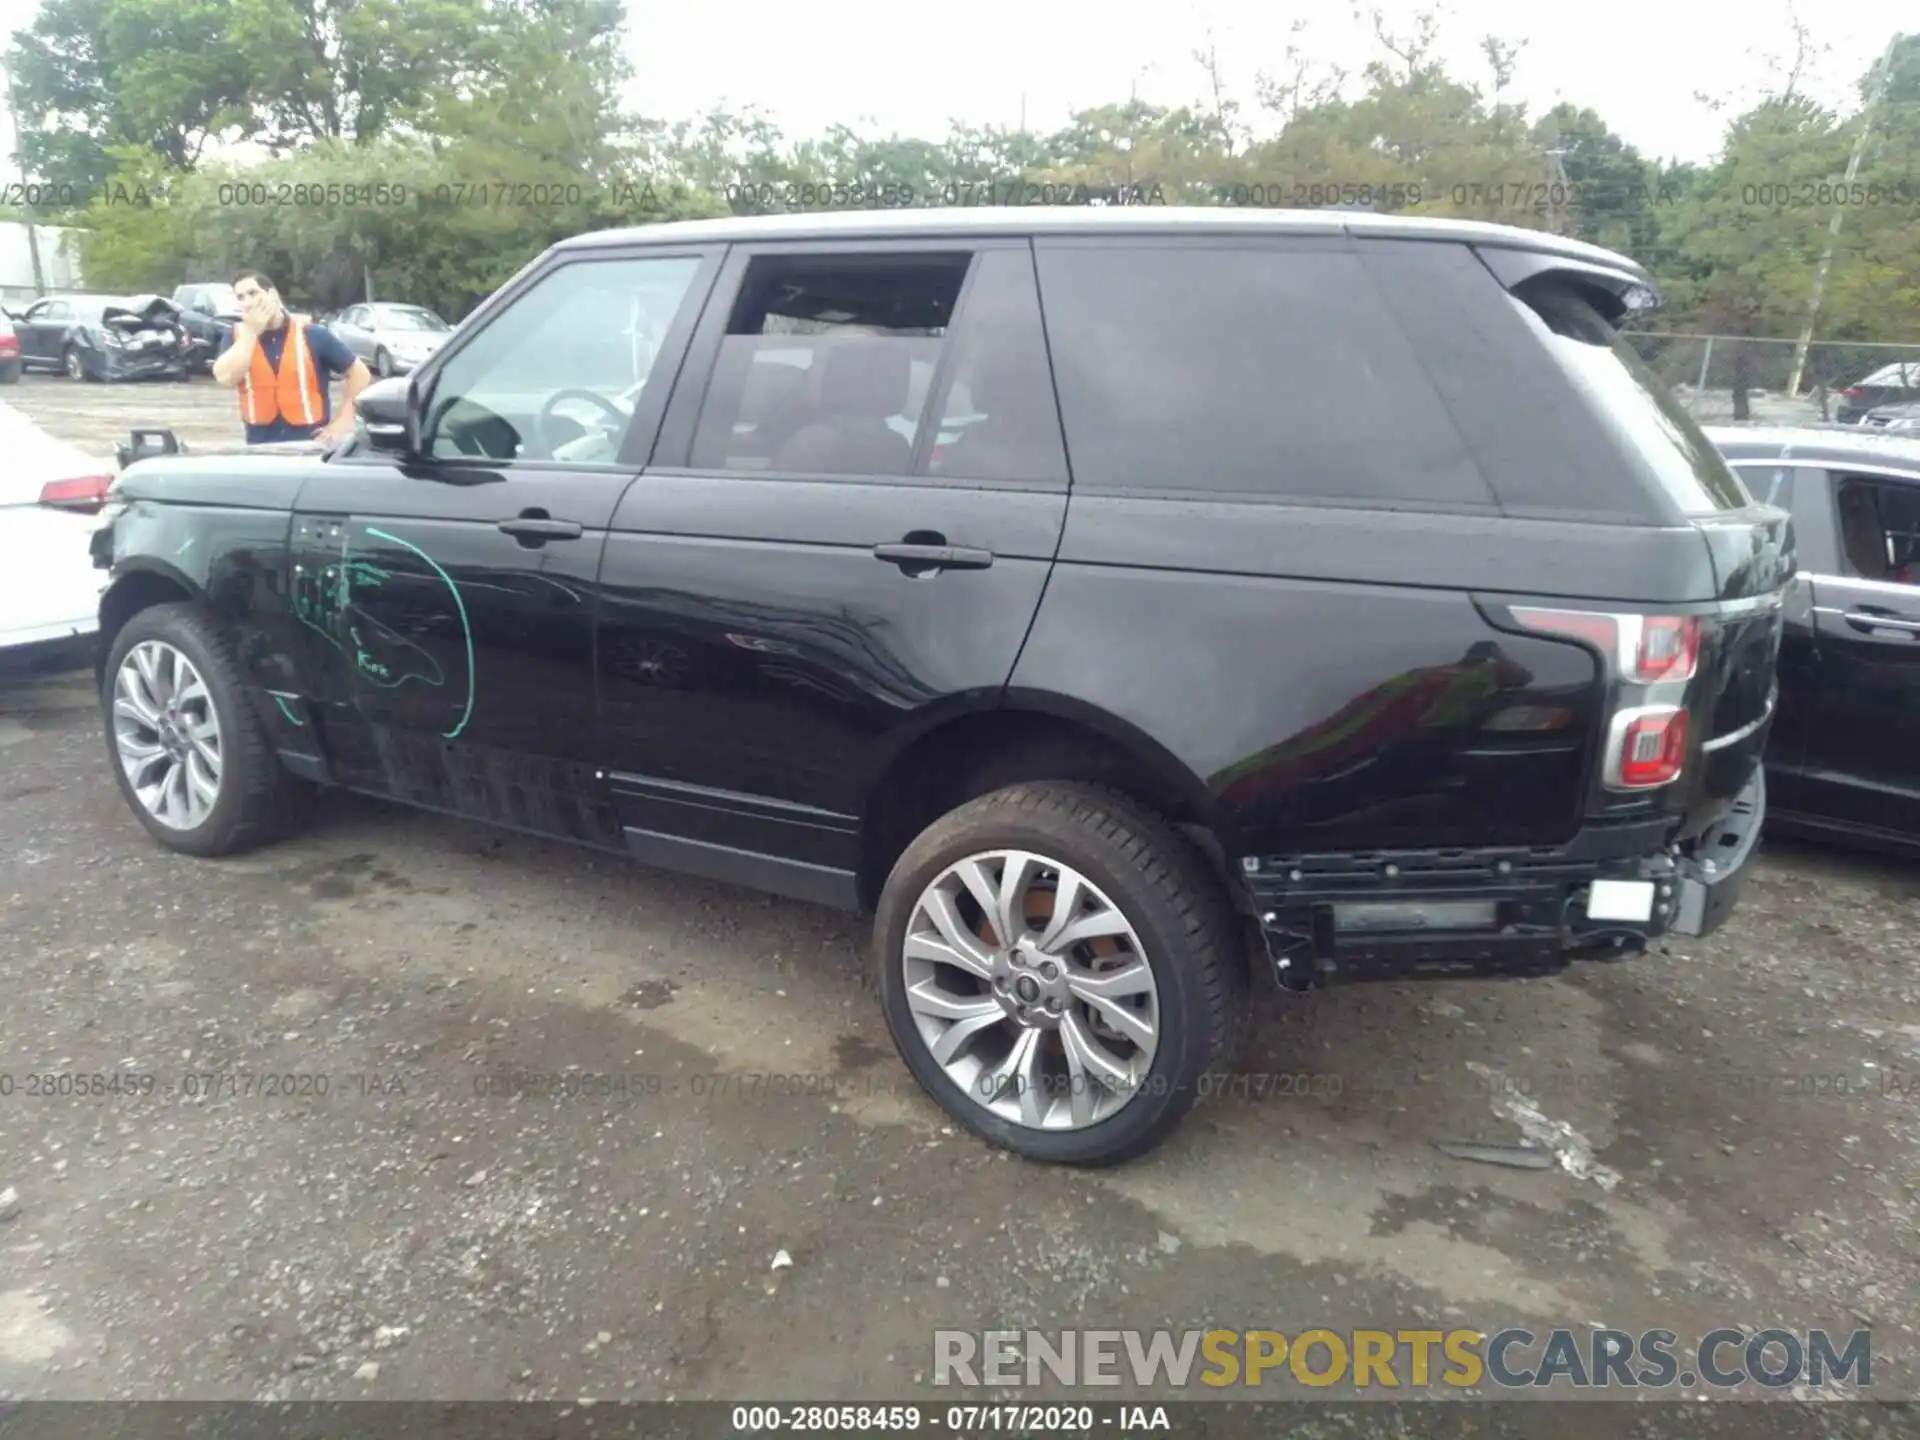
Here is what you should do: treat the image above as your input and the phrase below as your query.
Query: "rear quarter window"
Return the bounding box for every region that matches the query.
[1509,275,1749,517]
[1032,240,1494,509]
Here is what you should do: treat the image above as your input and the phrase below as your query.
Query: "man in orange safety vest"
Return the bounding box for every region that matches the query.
[212,272,371,445]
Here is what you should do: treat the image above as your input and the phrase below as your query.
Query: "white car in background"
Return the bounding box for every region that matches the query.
[0,401,113,677]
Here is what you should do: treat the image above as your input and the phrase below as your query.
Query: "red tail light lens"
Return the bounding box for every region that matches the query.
[1842,387,1862,400]
[1634,615,1700,682]
[39,474,114,513]
[1511,609,1700,684]
[1612,706,1689,789]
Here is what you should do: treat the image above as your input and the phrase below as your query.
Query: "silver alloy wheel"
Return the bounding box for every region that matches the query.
[112,640,224,831]
[64,348,84,380]
[901,849,1161,1131]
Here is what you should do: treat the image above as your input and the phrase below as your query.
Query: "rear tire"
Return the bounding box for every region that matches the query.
[102,602,318,857]
[874,781,1245,1166]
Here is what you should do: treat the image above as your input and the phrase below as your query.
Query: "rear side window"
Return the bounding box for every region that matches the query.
[1510,276,1748,515]
[689,253,969,477]
[1033,242,1492,508]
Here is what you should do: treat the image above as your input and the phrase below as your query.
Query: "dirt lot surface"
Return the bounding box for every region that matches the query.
[3,368,331,457]
[2,377,1918,1435]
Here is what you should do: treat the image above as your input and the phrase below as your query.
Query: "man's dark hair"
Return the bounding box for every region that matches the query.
[233,271,276,292]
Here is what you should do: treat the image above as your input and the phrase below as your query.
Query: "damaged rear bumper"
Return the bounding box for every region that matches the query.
[1245,771,1765,988]
[92,349,188,381]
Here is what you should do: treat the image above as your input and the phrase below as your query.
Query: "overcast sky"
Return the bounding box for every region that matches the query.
[618,0,1896,165]
[0,0,1902,181]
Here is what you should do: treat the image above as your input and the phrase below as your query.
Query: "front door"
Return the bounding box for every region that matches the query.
[286,247,720,845]
[593,240,1072,905]
[1799,470,1920,838]
[18,300,68,366]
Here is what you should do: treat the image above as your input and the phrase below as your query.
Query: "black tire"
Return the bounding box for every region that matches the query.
[874,781,1246,1166]
[101,602,318,857]
[63,345,92,382]
[374,347,393,378]
[0,358,19,385]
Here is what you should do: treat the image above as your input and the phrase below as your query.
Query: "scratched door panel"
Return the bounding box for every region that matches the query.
[289,469,626,845]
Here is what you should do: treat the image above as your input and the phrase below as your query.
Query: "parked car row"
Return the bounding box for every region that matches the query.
[0,287,455,384]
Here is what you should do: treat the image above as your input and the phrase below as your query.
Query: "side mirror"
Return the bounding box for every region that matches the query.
[357,374,422,456]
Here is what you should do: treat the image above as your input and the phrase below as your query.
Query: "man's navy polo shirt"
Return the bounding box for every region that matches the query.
[218,319,359,444]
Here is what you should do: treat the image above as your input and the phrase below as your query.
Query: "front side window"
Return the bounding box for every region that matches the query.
[689,252,970,476]
[423,255,704,467]
[1512,277,1750,516]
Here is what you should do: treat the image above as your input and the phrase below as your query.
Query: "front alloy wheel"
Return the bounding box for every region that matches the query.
[101,601,318,856]
[112,640,223,831]
[902,850,1160,1131]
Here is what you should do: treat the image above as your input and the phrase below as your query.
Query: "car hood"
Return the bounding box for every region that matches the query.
[112,449,337,511]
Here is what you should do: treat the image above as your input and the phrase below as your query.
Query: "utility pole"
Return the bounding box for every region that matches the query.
[1787,31,1903,396]
[0,54,48,299]
[1543,146,1571,237]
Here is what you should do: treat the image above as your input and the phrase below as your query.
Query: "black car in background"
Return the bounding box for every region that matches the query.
[1836,361,1920,424]
[11,293,190,381]
[92,207,1788,1164]
[169,282,241,373]
[1861,400,1920,434]
[1709,425,1920,854]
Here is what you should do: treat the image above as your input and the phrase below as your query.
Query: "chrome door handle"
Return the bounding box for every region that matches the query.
[1843,611,1920,633]
[872,542,993,573]
[497,517,584,541]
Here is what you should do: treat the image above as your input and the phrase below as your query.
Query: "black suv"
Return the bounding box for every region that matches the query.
[90,208,1790,1165]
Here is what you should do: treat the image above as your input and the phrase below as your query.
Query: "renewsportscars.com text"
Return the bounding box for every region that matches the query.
[933,1327,1871,1391]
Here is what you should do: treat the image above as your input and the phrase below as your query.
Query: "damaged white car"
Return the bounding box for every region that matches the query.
[0,403,114,676]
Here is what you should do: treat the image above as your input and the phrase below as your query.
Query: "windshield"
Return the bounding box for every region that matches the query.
[377,307,450,332]
[1513,278,1750,515]
[202,285,239,311]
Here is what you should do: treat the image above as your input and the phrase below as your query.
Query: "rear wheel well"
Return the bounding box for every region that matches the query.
[857,711,1245,916]
[96,572,196,684]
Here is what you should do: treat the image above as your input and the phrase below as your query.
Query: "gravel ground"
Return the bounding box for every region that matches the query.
[1,376,1918,1434]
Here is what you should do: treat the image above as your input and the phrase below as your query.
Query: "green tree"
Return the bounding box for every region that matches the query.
[7,0,253,197]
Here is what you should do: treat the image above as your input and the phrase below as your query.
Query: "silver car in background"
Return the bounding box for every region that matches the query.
[326,302,454,377]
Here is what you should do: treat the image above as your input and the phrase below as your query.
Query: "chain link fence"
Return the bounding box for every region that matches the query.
[1625,333,1920,425]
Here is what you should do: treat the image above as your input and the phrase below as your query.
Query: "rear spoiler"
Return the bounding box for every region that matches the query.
[1473,246,1660,327]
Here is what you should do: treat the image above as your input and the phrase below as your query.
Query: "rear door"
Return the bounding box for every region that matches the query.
[1797,467,1920,837]
[592,239,1069,906]
[286,246,720,844]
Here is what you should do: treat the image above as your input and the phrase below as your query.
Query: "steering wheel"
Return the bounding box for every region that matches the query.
[535,388,629,458]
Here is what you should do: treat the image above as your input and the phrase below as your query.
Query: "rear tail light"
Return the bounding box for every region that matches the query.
[1841,387,1862,400]
[1511,608,1701,684]
[40,474,114,514]
[1609,705,1689,789]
